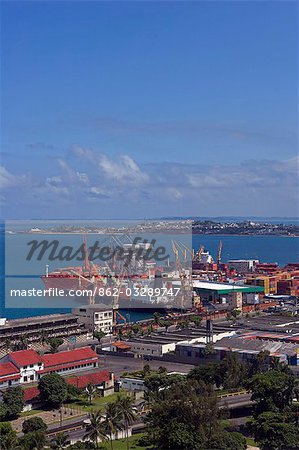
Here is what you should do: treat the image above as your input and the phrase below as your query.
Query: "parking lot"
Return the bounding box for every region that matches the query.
[98,354,194,377]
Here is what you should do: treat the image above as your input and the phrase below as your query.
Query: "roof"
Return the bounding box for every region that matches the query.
[23,370,112,401]
[193,280,264,294]
[24,386,40,402]
[42,347,98,368]
[112,341,131,350]
[9,349,43,366]
[0,313,76,329]
[73,304,112,311]
[0,362,20,381]
[39,358,98,374]
[67,370,111,389]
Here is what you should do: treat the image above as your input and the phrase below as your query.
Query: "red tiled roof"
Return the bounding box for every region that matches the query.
[0,361,20,378]
[9,349,43,367]
[23,370,112,402]
[42,347,98,368]
[112,341,131,350]
[38,358,98,374]
[24,386,40,402]
[67,370,111,389]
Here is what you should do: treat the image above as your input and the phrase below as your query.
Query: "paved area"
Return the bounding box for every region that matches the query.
[12,407,85,433]
[99,354,194,377]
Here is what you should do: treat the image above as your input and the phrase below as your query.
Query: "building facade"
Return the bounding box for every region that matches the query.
[72,304,113,334]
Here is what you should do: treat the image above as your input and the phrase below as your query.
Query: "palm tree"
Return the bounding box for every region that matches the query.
[51,431,69,449]
[29,431,47,450]
[115,395,136,450]
[1,337,12,353]
[153,312,160,325]
[40,330,49,347]
[104,402,123,450]
[85,383,97,405]
[84,411,108,449]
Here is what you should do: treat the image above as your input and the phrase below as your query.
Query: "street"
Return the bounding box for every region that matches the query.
[98,354,195,377]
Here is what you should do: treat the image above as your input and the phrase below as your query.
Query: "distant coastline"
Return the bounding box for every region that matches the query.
[4,218,298,237]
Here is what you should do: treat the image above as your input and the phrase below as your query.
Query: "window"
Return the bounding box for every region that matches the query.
[24,376,28,382]
[23,365,27,369]
[30,375,34,381]
[30,364,34,368]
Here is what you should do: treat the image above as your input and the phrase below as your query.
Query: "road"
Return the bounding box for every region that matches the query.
[218,393,253,409]
[98,354,195,377]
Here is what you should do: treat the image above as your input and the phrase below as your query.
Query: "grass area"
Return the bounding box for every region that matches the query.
[246,437,258,446]
[20,409,44,417]
[66,393,120,412]
[101,433,153,450]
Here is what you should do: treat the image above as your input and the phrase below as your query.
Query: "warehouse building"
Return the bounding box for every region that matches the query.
[193,281,264,310]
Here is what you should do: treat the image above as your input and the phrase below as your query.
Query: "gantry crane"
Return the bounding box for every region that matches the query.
[217,240,223,265]
[171,241,192,311]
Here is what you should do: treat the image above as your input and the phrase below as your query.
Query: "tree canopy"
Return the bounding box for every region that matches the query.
[38,373,68,407]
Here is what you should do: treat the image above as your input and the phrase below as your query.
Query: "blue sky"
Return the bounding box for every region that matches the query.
[1,1,298,219]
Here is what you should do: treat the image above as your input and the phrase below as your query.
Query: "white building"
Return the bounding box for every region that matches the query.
[72,304,113,334]
[0,347,100,385]
[2,349,44,383]
[120,376,146,392]
[228,260,259,273]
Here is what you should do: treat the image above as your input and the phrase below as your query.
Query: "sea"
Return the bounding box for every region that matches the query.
[0,219,298,322]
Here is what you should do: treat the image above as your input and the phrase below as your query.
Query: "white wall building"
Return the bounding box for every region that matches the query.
[228,260,259,273]
[72,304,113,334]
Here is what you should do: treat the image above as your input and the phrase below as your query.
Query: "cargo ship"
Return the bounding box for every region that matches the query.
[41,240,185,311]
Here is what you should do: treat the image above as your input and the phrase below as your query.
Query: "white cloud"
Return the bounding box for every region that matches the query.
[1,152,297,217]
[0,166,29,188]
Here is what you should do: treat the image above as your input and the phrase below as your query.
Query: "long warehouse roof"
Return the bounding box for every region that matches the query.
[193,280,264,294]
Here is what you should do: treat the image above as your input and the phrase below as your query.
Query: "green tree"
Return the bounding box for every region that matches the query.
[93,330,106,343]
[145,379,219,449]
[40,330,49,346]
[0,422,18,450]
[13,333,29,351]
[84,411,108,449]
[159,320,172,331]
[85,383,97,405]
[177,320,189,330]
[203,342,216,357]
[131,324,142,335]
[18,430,47,450]
[209,431,246,450]
[22,416,48,434]
[191,316,202,328]
[2,386,25,418]
[50,431,69,449]
[248,412,299,450]
[67,383,81,401]
[187,363,222,388]
[115,394,136,450]
[38,373,68,407]
[251,350,271,375]
[249,370,295,416]
[153,312,161,325]
[47,337,64,353]
[104,402,123,450]
[142,364,151,377]
[0,402,7,420]
[220,351,247,389]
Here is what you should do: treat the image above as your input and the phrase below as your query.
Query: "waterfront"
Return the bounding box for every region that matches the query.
[1,231,298,320]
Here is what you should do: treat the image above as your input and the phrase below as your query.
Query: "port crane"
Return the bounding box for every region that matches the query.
[196,245,204,262]
[217,240,223,265]
[171,241,192,311]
